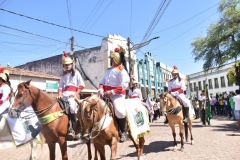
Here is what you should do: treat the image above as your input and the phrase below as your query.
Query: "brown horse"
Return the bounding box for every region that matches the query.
[74,95,146,160]
[159,92,194,151]
[9,80,69,160]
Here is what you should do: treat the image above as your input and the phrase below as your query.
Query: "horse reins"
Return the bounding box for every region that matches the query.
[79,96,109,139]
[164,92,179,114]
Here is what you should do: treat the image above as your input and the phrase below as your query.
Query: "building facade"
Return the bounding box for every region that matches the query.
[187,62,239,98]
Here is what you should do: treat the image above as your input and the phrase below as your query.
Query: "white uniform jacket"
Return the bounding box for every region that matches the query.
[58,70,85,114]
[129,88,143,101]
[99,65,129,95]
[58,70,85,97]
[0,83,11,114]
[99,65,129,118]
[168,78,185,94]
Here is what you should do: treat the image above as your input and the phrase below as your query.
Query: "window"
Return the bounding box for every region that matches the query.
[190,83,193,92]
[203,80,206,88]
[220,76,226,87]
[208,79,213,89]
[146,80,148,85]
[141,79,144,84]
[214,78,219,88]
[151,81,154,86]
[198,81,202,91]
[193,82,196,91]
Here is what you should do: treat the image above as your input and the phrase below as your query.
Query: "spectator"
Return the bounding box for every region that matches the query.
[153,98,160,120]
[233,89,240,130]
[210,95,216,116]
[229,92,236,121]
[219,94,225,115]
[194,97,200,119]
[215,94,221,116]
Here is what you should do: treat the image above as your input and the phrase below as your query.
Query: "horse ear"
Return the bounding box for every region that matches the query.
[25,79,32,86]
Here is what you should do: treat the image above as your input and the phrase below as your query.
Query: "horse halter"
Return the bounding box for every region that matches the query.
[163,92,178,114]
[79,97,109,140]
[8,84,34,118]
[79,98,99,140]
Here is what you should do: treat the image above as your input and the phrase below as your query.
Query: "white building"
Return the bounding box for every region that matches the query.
[187,62,239,98]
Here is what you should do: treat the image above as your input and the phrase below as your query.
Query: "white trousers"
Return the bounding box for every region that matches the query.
[63,96,77,114]
[176,93,191,108]
[0,101,10,115]
[110,94,126,119]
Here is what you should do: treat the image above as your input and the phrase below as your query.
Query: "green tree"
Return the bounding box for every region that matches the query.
[191,0,240,71]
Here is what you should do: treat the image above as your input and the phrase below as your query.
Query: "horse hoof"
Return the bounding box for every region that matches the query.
[172,146,177,152]
[138,156,144,160]
[191,141,194,145]
[180,147,184,152]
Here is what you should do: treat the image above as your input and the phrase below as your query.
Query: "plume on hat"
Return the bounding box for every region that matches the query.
[63,51,68,57]
[173,66,177,70]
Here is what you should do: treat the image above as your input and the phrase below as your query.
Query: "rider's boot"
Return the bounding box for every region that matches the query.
[117,117,127,143]
[183,107,189,123]
[164,114,168,124]
[28,122,41,138]
[67,113,76,140]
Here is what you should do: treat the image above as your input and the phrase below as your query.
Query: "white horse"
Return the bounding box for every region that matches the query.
[0,114,45,160]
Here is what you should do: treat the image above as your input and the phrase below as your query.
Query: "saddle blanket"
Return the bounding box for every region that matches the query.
[2,107,39,147]
[125,99,151,144]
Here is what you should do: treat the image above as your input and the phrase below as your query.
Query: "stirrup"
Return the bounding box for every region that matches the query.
[67,130,75,140]
[119,132,126,143]
[183,118,188,123]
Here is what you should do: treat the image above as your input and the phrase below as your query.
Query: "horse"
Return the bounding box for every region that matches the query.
[0,114,45,160]
[159,92,194,151]
[8,80,69,160]
[74,95,146,160]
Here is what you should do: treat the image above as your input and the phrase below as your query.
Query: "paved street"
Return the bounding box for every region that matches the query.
[0,116,240,160]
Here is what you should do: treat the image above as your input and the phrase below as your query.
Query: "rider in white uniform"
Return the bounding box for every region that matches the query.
[98,47,130,142]
[0,68,11,115]
[58,51,85,139]
[168,66,191,123]
[129,79,143,102]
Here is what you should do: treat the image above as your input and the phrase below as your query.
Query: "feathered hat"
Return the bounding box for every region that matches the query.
[171,66,178,74]
[62,51,73,64]
[0,68,9,82]
[110,47,126,65]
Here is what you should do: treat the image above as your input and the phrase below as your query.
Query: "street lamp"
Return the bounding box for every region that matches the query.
[127,36,160,86]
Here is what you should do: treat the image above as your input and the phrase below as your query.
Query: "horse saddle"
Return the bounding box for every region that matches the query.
[57,98,70,115]
[167,97,183,114]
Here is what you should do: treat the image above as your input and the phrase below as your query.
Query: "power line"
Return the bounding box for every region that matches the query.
[77,0,113,43]
[151,12,218,52]
[0,24,86,48]
[0,40,62,47]
[132,2,218,39]
[66,0,73,36]
[130,0,132,38]
[0,8,105,38]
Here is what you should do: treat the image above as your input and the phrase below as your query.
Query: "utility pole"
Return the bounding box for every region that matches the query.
[70,36,75,70]
[127,37,132,86]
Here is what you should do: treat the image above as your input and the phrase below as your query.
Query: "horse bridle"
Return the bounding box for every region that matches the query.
[79,97,108,140]
[163,92,179,114]
[9,84,57,118]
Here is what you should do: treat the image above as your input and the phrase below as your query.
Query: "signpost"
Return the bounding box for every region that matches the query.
[46,80,58,96]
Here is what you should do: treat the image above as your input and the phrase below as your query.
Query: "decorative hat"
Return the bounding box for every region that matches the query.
[0,68,9,82]
[62,51,73,65]
[171,66,178,74]
[110,47,126,65]
[132,77,139,84]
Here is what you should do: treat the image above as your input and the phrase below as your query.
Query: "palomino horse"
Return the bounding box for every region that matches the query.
[74,95,146,160]
[8,80,69,160]
[0,114,45,160]
[159,92,194,151]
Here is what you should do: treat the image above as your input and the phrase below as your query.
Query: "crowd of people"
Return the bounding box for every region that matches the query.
[192,90,240,130]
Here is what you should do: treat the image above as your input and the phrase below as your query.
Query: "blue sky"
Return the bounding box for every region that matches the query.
[0,0,221,75]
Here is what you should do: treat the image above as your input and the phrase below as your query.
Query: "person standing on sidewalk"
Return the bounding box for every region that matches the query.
[0,68,11,115]
[194,97,200,119]
[210,95,216,116]
[233,89,240,130]
[229,92,236,120]
[58,51,85,140]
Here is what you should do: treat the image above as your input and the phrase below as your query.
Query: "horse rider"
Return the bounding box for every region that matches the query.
[98,47,130,143]
[128,78,143,101]
[168,66,190,123]
[0,68,11,115]
[57,51,85,139]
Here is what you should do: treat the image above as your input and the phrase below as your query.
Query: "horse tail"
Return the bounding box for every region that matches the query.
[184,122,188,142]
[39,132,45,149]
